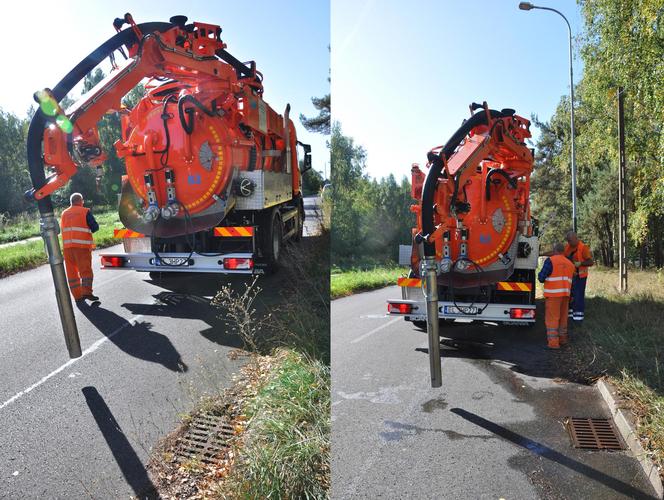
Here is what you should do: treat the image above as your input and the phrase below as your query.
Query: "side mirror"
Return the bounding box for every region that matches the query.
[297,141,312,173]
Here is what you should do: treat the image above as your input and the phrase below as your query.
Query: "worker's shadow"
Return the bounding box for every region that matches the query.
[76,301,188,373]
[82,386,159,499]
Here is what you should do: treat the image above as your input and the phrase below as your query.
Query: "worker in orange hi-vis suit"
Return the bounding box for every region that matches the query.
[565,231,594,323]
[60,193,100,302]
[538,242,576,349]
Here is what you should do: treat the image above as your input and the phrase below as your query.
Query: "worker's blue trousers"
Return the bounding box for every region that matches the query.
[568,276,587,322]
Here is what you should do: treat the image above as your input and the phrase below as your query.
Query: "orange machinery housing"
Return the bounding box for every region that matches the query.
[409,103,536,288]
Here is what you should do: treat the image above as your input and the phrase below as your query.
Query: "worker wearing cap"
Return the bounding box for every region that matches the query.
[538,242,576,349]
[61,193,100,302]
[565,231,594,323]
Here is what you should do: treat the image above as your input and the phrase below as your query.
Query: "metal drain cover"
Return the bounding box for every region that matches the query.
[565,417,624,450]
[176,412,235,464]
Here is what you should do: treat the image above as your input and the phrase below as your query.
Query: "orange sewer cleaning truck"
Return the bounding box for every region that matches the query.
[386,103,539,385]
[25,14,311,358]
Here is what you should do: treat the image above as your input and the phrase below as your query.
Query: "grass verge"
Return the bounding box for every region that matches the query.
[149,350,329,499]
[150,226,331,498]
[0,206,116,244]
[553,267,664,479]
[222,349,329,498]
[0,209,122,278]
[331,264,406,299]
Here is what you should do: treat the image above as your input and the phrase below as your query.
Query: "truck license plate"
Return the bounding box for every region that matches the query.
[444,305,479,315]
[156,257,189,266]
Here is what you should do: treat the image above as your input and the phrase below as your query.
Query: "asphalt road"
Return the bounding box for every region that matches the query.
[332,286,658,499]
[0,196,320,499]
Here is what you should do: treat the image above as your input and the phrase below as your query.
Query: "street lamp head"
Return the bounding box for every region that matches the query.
[519,2,535,10]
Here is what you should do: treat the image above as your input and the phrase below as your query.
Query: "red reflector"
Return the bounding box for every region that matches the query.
[388,302,412,314]
[510,308,536,319]
[101,256,125,268]
[223,258,253,270]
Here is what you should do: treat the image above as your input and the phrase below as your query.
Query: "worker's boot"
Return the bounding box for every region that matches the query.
[84,294,100,301]
[546,328,560,349]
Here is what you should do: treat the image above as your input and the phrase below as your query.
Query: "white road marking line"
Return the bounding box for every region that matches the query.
[0,314,143,411]
[351,317,401,344]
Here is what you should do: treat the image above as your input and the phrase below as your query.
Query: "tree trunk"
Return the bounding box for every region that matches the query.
[603,215,615,267]
[654,216,663,269]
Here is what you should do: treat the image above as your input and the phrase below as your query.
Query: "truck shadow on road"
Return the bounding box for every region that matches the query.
[119,272,292,350]
[415,300,576,381]
[418,295,664,391]
[76,302,188,373]
[82,386,158,499]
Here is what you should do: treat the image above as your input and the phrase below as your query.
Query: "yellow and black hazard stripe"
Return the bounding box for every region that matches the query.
[113,229,145,238]
[397,277,422,288]
[213,226,255,237]
[496,282,533,292]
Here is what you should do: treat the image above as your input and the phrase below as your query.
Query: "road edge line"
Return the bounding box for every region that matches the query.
[596,377,663,498]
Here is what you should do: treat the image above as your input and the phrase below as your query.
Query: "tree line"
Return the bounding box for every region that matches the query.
[330,123,413,267]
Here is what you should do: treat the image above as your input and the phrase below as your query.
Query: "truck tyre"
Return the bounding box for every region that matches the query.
[294,199,304,241]
[261,208,283,272]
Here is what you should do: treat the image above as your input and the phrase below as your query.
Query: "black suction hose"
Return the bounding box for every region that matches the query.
[485,168,517,201]
[421,109,506,257]
[26,21,174,208]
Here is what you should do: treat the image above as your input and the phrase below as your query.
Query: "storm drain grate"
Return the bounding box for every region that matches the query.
[176,412,236,464]
[565,417,624,450]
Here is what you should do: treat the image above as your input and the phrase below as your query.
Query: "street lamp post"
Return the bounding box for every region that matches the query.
[519,2,577,232]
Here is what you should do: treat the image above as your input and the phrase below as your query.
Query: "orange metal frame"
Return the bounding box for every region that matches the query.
[33,17,301,208]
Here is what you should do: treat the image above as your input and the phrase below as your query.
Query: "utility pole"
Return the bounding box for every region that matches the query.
[617,87,628,293]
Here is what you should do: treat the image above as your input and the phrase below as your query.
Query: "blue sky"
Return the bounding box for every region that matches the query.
[332,0,584,179]
[0,0,330,175]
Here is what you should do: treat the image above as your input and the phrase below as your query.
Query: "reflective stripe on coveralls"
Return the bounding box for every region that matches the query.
[544,255,575,348]
[543,255,575,298]
[60,206,94,249]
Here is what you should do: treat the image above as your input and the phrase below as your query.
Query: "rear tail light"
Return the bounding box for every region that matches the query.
[510,308,536,319]
[101,256,125,268]
[223,258,254,270]
[388,302,412,314]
